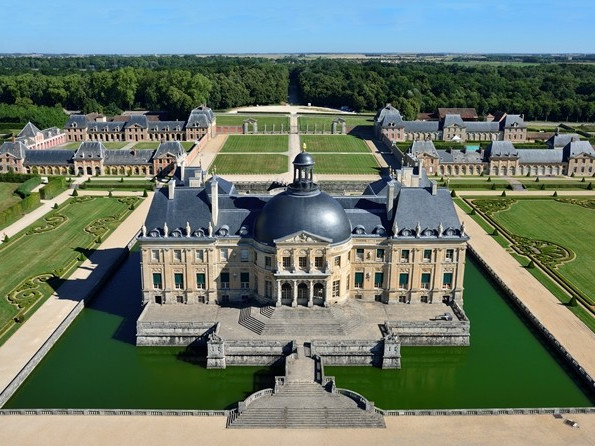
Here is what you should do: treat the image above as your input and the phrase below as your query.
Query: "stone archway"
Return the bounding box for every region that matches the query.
[297,283,308,306]
[281,283,292,306]
[313,283,325,306]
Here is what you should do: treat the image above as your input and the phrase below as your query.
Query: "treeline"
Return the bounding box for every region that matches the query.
[295,60,595,121]
[0,103,67,129]
[0,57,289,120]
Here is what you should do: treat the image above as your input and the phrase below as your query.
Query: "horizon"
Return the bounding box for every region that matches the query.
[1,0,594,54]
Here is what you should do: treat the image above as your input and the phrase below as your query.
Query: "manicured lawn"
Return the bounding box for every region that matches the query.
[299,135,370,153]
[220,135,288,153]
[298,115,374,130]
[103,142,128,150]
[313,154,380,175]
[216,114,289,129]
[491,198,595,302]
[132,142,158,150]
[181,141,195,151]
[211,154,287,174]
[59,142,82,149]
[0,196,140,343]
[0,182,21,213]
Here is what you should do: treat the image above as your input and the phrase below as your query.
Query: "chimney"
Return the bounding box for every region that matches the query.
[431,180,437,195]
[168,178,175,200]
[180,160,186,181]
[386,182,395,220]
[211,176,219,226]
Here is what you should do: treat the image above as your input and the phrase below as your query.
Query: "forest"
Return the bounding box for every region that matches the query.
[0,56,593,127]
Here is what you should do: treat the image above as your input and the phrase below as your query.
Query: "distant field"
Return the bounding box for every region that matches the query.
[212,154,287,174]
[300,135,370,153]
[220,135,288,153]
[313,154,380,175]
[298,115,374,130]
[216,114,289,129]
[0,182,21,213]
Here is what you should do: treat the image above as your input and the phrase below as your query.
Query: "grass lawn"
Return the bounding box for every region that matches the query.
[0,182,22,213]
[220,135,288,153]
[59,142,82,149]
[0,196,140,344]
[491,198,595,302]
[298,115,374,130]
[212,154,287,174]
[103,142,128,150]
[300,135,370,153]
[313,154,380,175]
[181,141,195,151]
[132,142,158,150]
[216,114,289,129]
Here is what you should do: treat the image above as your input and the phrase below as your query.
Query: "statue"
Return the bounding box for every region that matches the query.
[438,222,443,238]
[163,222,169,237]
[460,221,466,237]
[186,221,191,237]
[208,222,213,237]
[415,221,421,238]
[141,225,147,237]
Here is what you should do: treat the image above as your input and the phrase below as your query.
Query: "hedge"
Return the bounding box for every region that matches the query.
[0,192,40,228]
[0,172,39,183]
[15,177,42,198]
[79,182,155,191]
[39,176,66,200]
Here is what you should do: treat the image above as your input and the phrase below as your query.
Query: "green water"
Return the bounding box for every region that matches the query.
[5,254,593,410]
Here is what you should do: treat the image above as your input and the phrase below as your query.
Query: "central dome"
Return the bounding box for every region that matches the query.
[253,189,352,246]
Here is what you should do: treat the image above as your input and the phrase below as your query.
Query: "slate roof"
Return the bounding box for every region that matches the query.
[517,149,564,164]
[502,114,527,129]
[375,104,405,128]
[0,141,27,159]
[17,122,40,138]
[41,127,62,138]
[187,106,215,128]
[74,141,106,159]
[24,149,75,165]
[437,149,483,163]
[437,108,478,120]
[485,141,518,158]
[104,150,154,165]
[65,115,88,128]
[441,114,465,128]
[402,121,440,132]
[125,115,149,129]
[564,141,595,158]
[410,141,438,158]
[546,133,581,149]
[154,141,185,159]
[464,121,500,132]
[88,122,123,132]
[148,121,185,132]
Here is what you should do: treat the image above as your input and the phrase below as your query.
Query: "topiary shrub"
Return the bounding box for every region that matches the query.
[571,172,575,177]
[540,184,546,190]
[52,203,59,209]
[491,183,496,190]
[492,228,498,236]
[588,182,593,190]
[14,313,25,323]
[3,234,9,243]
[487,176,492,182]
[72,188,78,197]
[501,191,507,197]
[568,296,577,307]
[120,177,124,183]
[108,190,113,197]
[450,190,456,197]
[535,177,540,182]
[142,189,148,198]
[527,259,535,268]
[581,177,586,183]
[552,191,558,197]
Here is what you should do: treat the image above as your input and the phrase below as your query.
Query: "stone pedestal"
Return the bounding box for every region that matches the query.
[381,331,401,369]
[207,333,226,369]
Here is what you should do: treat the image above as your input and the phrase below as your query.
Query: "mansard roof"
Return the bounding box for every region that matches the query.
[375,104,404,128]
[148,121,185,132]
[410,140,439,158]
[74,141,106,159]
[125,115,149,129]
[501,114,527,129]
[88,122,123,132]
[437,149,483,163]
[546,133,581,149]
[153,141,185,159]
[564,140,595,158]
[0,141,27,159]
[441,114,465,128]
[465,121,500,132]
[24,149,75,165]
[402,120,440,133]
[485,141,518,158]
[104,150,154,165]
[17,122,40,138]
[65,115,88,128]
[187,105,215,128]
[517,149,564,164]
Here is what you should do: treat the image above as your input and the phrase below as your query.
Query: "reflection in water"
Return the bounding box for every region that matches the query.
[5,254,594,410]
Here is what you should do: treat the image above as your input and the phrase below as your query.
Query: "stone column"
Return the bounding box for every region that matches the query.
[325,280,332,307]
[292,280,298,307]
[276,280,282,307]
[308,280,314,308]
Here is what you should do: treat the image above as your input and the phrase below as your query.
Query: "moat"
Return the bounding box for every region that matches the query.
[4,253,594,410]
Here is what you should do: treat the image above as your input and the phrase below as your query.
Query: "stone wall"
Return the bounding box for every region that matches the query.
[135,313,216,346]
[388,320,470,346]
[310,339,385,366]
[223,340,295,366]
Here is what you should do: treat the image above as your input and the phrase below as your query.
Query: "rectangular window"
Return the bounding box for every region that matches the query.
[176,295,184,304]
[240,249,249,262]
[220,248,229,262]
[173,249,182,262]
[152,272,162,290]
[399,273,409,289]
[421,295,429,304]
[195,250,204,262]
[240,272,250,289]
[174,273,184,290]
[374,272,384,288]
[332,280,340,298]
[334,256,341,267]
[423,249,432,262]
[196,273,205,289]
[354,272,364,288]
[421,273,431,290]
[299,256,308,269]
[376,249,385,261]
[151,250,159,262]
[282,256,291,268]
[265,280,272,298]
[401,249,410,263]
[220,272,230,289]
[315,256,324,268]
[356,249,364,261]
[265,256,272,269]
[398,295,407,304]
[443,272,453,289]
[445,249,454,262]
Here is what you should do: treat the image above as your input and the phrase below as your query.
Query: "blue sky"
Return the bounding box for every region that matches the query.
[2,0,593,54]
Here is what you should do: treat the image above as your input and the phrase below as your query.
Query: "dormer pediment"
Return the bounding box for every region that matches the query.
[273,230,332,245]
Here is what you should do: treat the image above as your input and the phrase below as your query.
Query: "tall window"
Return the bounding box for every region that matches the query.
[423,249,432,262]
[152,272,162,290]
[220,272,230,289]
[374,272,384,288]
[421,273,431,290]
[354,272,364,288]
[443,272,453,289]
[220,248,229,262]
[240,249,249,262]
[282,256,291,268]
[196,273,205,289]
[195,250,204,262]
[173,249,182,262]
[399,273,409,290]
[315,256,324,268]
[334,256,341,267]
[151,250,159,262]
[265,256,272,269]
[265,281,272,298]
[298,256,308,269]
[376,249,385,261]
[332,280,340,298]
[400,249,410,263]
[174,273,184,290]
[240,272,250,289]
[356,249,364,261]
[445,249,454,262]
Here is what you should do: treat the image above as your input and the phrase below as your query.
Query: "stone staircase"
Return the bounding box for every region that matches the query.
[227,382,385,429]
